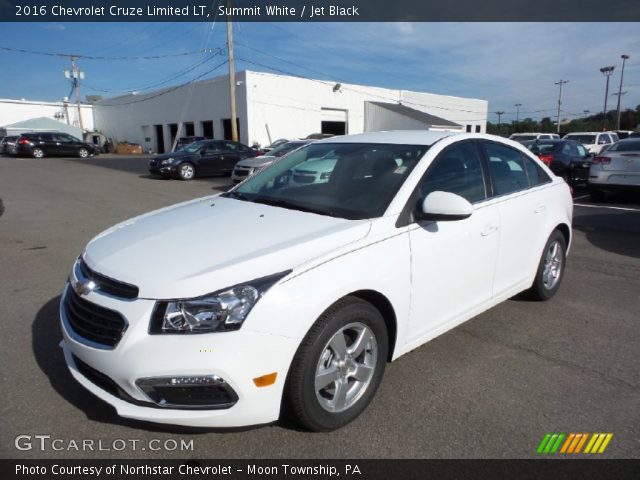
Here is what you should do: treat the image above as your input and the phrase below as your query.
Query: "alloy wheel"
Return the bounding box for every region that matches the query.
[542,240,563,290]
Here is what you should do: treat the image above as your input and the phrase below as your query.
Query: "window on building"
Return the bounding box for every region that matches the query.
[466,125,472,133]
[475,125,481,133]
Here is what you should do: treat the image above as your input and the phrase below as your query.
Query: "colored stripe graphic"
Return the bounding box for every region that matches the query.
[538,433,612,454]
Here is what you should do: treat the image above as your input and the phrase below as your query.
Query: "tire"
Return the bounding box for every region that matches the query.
[78,148,89,158]
[527,230,567,301]
[284,296,388,432]
[177,162,196,181]
[32,148,44,158]
[589,188,605,201]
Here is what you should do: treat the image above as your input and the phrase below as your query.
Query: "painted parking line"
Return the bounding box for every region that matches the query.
[574,203,640,212]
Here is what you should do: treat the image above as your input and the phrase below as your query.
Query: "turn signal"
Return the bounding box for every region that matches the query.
[253,372,277,387]
[592,156,611,165]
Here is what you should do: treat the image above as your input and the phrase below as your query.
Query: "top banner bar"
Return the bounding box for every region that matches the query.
[2,0,640,22]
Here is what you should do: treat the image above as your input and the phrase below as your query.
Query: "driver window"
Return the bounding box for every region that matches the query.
[419,142,486,203]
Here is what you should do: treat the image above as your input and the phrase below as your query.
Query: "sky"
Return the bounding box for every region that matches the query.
[0,22,638,124]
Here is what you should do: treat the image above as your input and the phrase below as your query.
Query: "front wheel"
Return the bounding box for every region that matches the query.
[527,230,567,301]
[78,147,89,158]
[284,297,388,431]
[177,162,195,181]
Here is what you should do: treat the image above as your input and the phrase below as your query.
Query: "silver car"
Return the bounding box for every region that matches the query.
[231,140,312,183]
[589,138,640,200]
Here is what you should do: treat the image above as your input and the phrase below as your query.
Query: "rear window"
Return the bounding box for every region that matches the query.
[510,135,536,141]
[608,140,640,152]
[566,134,596,144]
[526,143,558,154]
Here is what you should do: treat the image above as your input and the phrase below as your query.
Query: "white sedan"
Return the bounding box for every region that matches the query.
[60,131,572,431]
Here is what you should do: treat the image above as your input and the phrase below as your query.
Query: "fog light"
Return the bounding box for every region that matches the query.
[136,375,238,409]
[253,372,277,387]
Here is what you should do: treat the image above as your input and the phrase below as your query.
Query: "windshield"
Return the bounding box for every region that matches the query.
[181,140,208,153]
[269,142,308,158]
[566,134,596,144]
[228,142,428,220]
[511,135,536,141]
[608,140,640,152]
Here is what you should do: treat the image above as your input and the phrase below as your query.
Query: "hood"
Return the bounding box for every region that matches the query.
[236,156,277,168]
[84,196,371,299]
[152,151,194,161]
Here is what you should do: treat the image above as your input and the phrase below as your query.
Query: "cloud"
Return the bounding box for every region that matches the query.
[41,23,66,30]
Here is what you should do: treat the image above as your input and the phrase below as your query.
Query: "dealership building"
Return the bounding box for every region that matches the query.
[91,70,488,153]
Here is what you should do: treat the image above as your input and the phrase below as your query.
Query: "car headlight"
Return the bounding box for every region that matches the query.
[149,270,291,334]
[160,158,175,165]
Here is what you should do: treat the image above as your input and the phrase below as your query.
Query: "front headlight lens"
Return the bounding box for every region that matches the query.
[160,157,174,165]
[150,271,290,334]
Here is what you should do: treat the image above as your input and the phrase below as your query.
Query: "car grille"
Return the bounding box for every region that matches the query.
[78,258,139,299]
[234,169,249,177]
[64,289,127,348]
[293,174,315,184]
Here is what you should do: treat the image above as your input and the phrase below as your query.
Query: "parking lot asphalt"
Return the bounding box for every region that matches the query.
[1,154,638,459]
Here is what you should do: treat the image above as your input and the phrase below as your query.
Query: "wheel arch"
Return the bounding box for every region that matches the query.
[347,289,398,362]
[555,222,571,250]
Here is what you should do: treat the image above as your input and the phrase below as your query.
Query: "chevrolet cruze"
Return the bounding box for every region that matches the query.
[60,131,572,431]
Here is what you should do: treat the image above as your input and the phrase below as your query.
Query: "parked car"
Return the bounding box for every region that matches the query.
[261,138,290,154]
[509,133,560,142]
[615,130,635,140]
[149,139,257,180]
[13,132,97,158]
[521,139,592,185]
[563,132,618,155]
[588,138,640,200]
[306,133,335,140]
[174,136,205,151]
[231,140,313,183]
[629,132,640,139]
[61,131,572,431]
[0,135,18,155]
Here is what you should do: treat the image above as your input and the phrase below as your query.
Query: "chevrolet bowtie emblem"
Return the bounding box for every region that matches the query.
[73,278,96,296]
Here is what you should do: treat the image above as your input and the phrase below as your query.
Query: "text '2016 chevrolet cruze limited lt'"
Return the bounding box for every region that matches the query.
[60,131,572,431]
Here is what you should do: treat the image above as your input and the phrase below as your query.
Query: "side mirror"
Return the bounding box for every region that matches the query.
[416,191,473,222]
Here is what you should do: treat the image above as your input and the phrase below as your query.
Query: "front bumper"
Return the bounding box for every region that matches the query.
[59,284,299,427]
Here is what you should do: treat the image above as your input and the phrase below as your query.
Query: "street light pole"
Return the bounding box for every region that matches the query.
[599,65,615,130]
[514,103,522,123]
[554,80,568,134]
[615,54,629,130]
[495,111,505,135]
[226,0,238,142]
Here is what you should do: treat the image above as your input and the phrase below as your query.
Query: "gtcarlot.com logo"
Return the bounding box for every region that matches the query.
[537,433,613,455]
[14,435,194,452]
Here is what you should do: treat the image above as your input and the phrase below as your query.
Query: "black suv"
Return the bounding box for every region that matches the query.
[14,132,98,158]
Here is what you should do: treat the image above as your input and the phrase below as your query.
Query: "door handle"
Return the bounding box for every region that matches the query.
[481,224,499,236]
[534,205,546,214]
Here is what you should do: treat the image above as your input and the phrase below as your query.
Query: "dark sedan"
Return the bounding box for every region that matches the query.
[521,139,592,185]
[0,135,18,155]
[14,132,98,158]
[149,139,257,180]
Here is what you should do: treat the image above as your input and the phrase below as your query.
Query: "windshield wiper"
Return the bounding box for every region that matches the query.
[251,197,336,217]
[222,190,250,201]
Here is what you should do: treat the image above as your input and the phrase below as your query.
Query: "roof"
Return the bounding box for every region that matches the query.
[367,101,461,128]
[2,117,82,137]
[316,130,459,145]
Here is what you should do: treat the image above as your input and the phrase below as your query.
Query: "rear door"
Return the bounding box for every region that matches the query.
[219,141,243,173]
[479,140,553,297]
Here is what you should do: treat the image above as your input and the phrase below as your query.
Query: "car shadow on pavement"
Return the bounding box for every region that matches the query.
[573,211,640,259]
[32,296,276,434]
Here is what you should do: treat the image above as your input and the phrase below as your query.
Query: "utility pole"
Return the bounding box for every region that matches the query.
[554,80,569,134]
[226,0,238,142]
[514,103,522,123]
[599,66,615,130]
[494,111,505,135]
[615,54,630,130]
[64,56,85,132]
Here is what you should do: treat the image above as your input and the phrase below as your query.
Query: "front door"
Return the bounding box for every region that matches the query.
[408,140,500,341]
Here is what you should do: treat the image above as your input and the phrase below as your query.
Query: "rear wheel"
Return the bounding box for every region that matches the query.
[32,148,44,158]
[284,297,388,431]
[177,163,196,181]
[78,148,89,158]
[527,230,567,301]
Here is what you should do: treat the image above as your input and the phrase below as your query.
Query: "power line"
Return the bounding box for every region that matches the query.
[97,58,229,107]
[0,45,214,60]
